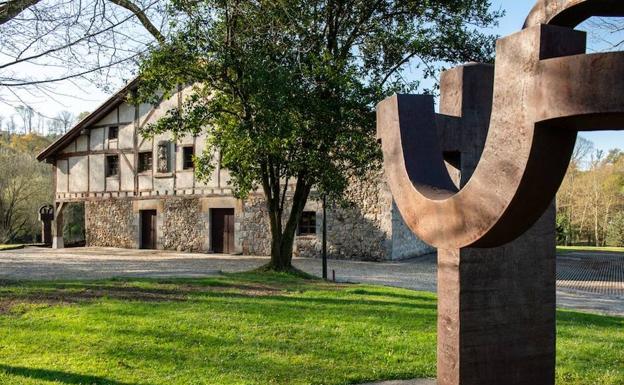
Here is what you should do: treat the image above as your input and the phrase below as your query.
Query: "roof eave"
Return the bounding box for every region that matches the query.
[37,78,140,163]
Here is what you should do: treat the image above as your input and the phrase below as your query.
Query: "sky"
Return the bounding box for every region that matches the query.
[1,0,623,155]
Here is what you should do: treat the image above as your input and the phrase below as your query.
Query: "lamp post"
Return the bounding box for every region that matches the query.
[322,194,327,280]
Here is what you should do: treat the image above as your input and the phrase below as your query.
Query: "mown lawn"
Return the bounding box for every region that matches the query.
[0,273,621,385]
[557,245,624,254]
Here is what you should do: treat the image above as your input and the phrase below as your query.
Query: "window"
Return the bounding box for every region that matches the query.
[106,155,119,177]
[108,126,119,140]
[138,152,153,173]
[298,211,317,235]
[183,146,194,170]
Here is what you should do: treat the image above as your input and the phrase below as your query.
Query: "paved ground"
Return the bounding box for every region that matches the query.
[0,247,622,316]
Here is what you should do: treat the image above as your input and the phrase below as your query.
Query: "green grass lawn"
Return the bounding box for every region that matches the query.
[557,245,624,254]
[0,273,621,385]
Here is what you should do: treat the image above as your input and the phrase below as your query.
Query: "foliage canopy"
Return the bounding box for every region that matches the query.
[136,0,502,268]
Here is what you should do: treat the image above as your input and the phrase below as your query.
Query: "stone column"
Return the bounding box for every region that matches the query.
[52,202,65,249]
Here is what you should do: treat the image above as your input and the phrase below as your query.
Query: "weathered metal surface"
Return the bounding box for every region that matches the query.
[524,0,624,29]
[377,13,624,250]
[377,1,624,384]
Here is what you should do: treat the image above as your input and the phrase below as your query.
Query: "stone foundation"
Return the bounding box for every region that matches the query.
[80,173,433,260]
[162,198,207,252]
[240,195,272,255]
[85,200,136,248]
[239,171,433,261]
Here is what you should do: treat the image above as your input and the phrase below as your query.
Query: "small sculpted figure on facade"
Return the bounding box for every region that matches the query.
[157,142,168,173]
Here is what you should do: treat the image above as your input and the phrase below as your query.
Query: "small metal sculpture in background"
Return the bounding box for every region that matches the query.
[38,205,54,246]
[377,1,624,384]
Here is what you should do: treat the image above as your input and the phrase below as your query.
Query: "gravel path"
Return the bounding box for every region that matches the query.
[0,247,621,316]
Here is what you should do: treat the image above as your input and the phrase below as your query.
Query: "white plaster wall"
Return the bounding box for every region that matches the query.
[177,134,194,147]
[138,137,152,151]
[138,103,153,127]
[195,167,219,188]
[138,175,152,191]
[177,171,194,189]
[56,160,69,192]
[54,86,231,198]
[106,177,120,192]
[89,154,105,192]
[68,156,88,192]
[76,135,88,152]
[90,128,104,151]
[120,153,135,191]
[153,177,174,194]
[220,169,232,188]
[99,109,118,125]
[118,103,135,123]
[118,122,134,150]
[144,92,178,126]
[62,140,76,154]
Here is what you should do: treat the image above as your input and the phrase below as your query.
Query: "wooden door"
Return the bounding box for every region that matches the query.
[140,210,157,249]
[212,208,235,254]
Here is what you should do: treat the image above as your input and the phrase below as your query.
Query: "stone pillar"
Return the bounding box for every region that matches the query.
[52,202,65,249]
[38,205,54,246]
[437,206,556,385]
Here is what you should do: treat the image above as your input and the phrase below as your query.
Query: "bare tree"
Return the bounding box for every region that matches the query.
[57,110,74,134]
[0,0,169,120]
[5,115,16,136]
[15,104,33,133]
[0,0,41,25]
[583,17,624,51]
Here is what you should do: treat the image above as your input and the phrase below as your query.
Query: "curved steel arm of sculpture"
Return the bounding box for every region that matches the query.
[377,0,624,249]
[525,0,624,29]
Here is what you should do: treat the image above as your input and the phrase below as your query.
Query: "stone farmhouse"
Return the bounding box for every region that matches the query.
[37,80,432,260]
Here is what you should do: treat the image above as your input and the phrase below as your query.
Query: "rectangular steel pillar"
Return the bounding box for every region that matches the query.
[437,205,556,385]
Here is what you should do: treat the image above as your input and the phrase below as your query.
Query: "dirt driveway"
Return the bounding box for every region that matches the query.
[0,247,622,316]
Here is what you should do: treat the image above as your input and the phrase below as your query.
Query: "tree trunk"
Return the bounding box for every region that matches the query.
[264,174,312,272]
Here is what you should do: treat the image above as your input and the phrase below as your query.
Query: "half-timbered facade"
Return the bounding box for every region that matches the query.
[37,80,433,260]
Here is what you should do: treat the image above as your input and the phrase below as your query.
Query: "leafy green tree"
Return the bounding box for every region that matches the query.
[607,212,624,247]
[136,0,501,270]
[0,140,53,243]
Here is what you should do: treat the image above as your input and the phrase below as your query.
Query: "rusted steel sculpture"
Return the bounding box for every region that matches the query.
[377,1,624,384]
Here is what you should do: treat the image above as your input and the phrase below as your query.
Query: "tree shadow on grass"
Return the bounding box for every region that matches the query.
[0,364,148,385]
[345,288,437,302]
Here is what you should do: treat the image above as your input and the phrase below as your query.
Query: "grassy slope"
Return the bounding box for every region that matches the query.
[557,246,624,254]
[0,273,621,385]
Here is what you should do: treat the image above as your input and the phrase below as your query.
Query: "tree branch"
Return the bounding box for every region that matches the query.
[108,0,165,44]
[0,0,40,25]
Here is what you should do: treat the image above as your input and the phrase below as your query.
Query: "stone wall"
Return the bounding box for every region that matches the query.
[239,171,395,261]
[390,202,435,260]
[162,197,207,252]
[318,172,393,261]
[294,172,433,261]
[82,174,433,260]
[240,195,279,256]
[85,199,136,248]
